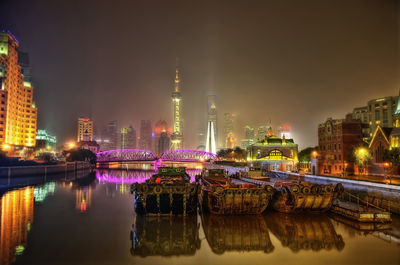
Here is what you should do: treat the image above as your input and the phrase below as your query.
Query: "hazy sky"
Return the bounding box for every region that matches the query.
[1,0,399,149]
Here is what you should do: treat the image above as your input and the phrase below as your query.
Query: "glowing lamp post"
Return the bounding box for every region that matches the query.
[383,162,391,184]
[355,147,371,175]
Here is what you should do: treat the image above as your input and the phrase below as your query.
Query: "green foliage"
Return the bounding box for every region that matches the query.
[383,148,400,166]
[63,148,97,164]
[298,147,317,162]
[217,147,247,160]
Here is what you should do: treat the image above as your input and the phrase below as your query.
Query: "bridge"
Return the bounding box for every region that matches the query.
[96,149,217,163]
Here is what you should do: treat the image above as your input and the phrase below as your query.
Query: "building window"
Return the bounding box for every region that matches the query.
[383,109,388,123]
[375,110,380,120]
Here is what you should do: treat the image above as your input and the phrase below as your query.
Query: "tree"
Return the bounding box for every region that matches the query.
[353,146,372,174]
[383,148,400,176]
[298,147,317,162]
[63,148,97,164]
[217,147,247,161]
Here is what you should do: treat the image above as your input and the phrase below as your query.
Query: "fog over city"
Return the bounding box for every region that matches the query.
[1,0,399,149]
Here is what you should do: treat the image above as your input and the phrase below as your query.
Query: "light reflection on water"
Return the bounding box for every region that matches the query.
[0,169,398,265]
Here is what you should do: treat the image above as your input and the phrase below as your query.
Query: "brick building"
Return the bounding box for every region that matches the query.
[317,114,363,175]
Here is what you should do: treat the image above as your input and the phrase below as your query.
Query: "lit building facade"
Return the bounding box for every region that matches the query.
[170,66,183,150]
[99,120,118,151]
[139,120,152,151]
[247,135,298,172]
[318,115,363,175]
[223,113,236,148]
[206,94,217,150]
[256,125,273,141]
[157,131,170,155]
[206,120,217,154]
[119,126,136,149]
[35,129,57,151]
[241,125,255,149]
[352,96,398,141]
[0,32,37,151]
[77,117,93,142]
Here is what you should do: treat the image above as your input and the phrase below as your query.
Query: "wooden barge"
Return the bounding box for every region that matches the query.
[198,169,274,215]
[131,167,198,215]
[271,182,344,213]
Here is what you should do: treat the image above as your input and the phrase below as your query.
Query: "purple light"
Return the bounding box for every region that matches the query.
[96,168,202,183]
[160,149,218,162]
[96,149,157,162]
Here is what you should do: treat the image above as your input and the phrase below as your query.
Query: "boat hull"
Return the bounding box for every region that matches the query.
[271,183,343,213]
[133,183,198,216]
[199,186,273,215]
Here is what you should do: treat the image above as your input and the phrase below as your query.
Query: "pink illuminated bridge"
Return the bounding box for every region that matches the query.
[96,149,217,163]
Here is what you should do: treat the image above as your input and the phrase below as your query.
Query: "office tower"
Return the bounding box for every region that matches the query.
[120,125,136,149]
[224,113,236,148]
[139,120,152,150]
[99,120,118,150]
[154,120,168,155]
[241,125,255,149]
[77,117,94,142]
[170,65,184,150]
[0,31,37,150]
[157,131,170,155]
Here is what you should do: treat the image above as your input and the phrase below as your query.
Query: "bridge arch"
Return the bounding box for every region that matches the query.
[96,149,157,162]
[160,150,217,162]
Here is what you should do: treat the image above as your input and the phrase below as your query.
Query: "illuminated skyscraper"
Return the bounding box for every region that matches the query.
[77,117,93,142]
[224,113,236,148]
[207,94,217,149]
[119,125,136,149]
[0,32,37,151]
[170,65,183,150]
[100,120,118,150]
[206,120,217,154]
[139,120,152,150]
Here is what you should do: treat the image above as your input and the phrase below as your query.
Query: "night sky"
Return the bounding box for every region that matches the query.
[1,0,399,149]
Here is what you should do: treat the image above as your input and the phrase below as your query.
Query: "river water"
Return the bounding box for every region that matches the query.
[0,169,399,265]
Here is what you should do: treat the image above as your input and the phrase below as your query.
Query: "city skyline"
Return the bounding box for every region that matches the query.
[0,0,398,150]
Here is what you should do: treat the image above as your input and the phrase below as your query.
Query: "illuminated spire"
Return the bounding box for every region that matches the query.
[174,59,180,92]
[395,88,400,115]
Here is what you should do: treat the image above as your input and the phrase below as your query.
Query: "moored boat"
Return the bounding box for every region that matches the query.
[271,181,344,213]
[131,167,198,215]
[199,168,274,215]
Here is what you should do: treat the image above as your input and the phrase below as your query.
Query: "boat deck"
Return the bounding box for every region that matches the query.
[330,201,392,223]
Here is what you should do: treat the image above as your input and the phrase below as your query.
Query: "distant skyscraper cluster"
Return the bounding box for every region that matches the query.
[0,31,37,153]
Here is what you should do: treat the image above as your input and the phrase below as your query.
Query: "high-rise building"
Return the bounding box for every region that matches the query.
[207,94,217,148]
[36,129,57,151]
[279,125,291,139]
[154,120,169,155]
[77,117,93,142]
[352,96,398,141]
[157,131,170,155]
[139,120,152,150]
[99,120,118,150]
[241,125,255,149]
[171,65,184,150]
[119,126,136,149]
[256,125,272,141]
[223,113,236,148]
[0,31,37,151]
[206,120,217,154]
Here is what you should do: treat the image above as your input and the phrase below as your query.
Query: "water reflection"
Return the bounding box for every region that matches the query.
[130,215,201,257]
[266,212,345,252]
[201,214,274,254]
[33,182,56,203]
[0,187,34,265]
